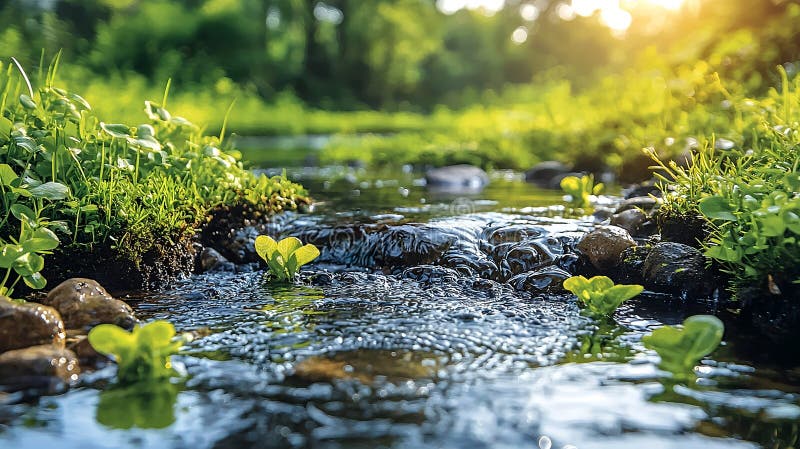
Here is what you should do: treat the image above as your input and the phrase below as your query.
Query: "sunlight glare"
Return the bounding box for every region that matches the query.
[641,0,685,10]
[520,4,540,21]
[437,0,506,15]
[600,7,632,31]
[511,26,529,44]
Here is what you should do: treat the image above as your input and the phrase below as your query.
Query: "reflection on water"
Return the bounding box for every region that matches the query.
[258,284,326,337]
[95,382,180,430]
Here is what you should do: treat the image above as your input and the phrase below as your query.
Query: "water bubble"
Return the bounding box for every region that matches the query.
[539,435,552,449]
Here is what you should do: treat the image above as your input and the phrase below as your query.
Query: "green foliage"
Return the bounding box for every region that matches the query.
[0,57,308,275]
[654,67,800,292]
[88,320,182,384]
[0,201,59,297]
[642,315,724,378]
[563,275,644,318]
[255,235,320,282]
[561,175,604,210]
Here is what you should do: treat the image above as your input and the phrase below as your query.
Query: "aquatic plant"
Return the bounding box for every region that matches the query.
[255,235,320,282]
[642,315,724,377]
[88,320,183,384]
[560,175,603,210]
[563,275,643,318]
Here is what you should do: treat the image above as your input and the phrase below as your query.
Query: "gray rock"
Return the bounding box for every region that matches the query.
[42,278,136,331]
[614,196,660,214]
[524,161,571,187]
[0,345,80,391]
[610,209,649,236]
[200,247,236,272]
[576,226,636,271]
[642,242,714,297]
[425,165,489,192]
[0,297,66,353]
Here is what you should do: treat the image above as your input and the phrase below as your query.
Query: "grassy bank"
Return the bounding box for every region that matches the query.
[0,58,309,296]
[653,67,800,296]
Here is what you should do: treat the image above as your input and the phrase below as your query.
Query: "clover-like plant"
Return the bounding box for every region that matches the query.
[563,275,643,318]
[560,174,603,210]
[88,320,183,384]
[642,315,724,378]
[255,235,320,281]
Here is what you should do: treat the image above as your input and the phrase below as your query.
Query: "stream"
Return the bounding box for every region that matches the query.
[1,163,799,449]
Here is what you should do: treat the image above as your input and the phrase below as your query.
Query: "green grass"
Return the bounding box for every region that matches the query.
[0,56,308,296]
[652,67,800,295]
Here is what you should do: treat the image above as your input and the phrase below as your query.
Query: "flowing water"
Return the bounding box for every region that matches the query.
[1,164,799,449]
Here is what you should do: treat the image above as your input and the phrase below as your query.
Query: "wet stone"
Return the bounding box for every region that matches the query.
[610,208,650,237]
[576,226,636,271]
[199,247,236,273]
[0,297,66,353]
[66,335,106,367]
[42,278,137,331]
[642,242,715,298]
[524,161,571,188]
[425,164,489,192]
[0,345,79,392]
[615,245,650,284]
[614,196,660,214]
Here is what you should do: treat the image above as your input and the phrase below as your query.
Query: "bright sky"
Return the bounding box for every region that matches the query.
[437,0,687,35]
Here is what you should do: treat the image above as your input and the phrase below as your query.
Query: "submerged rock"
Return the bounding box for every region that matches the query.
[425,165,489,192]
[0,345,80,391]
[291,350,440,385]
[42,278,136,331]
[524,161,571,188]
[642,243,715,298]
[0,298,66,353]
[576,226,636,271]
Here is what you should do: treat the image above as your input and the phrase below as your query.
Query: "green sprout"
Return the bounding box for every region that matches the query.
[255,235,320,282]
[642,315,724,378]
[560,174,604,210]
[88,320,183,384]
[563,275,643,318]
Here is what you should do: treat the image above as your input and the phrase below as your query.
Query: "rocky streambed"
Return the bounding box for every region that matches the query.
[1,167,799,449]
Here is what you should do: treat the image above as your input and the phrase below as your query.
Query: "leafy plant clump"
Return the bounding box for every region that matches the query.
[0,56,309,291]
[255,236,320,282]
[563,275,644,318]
[652,67,800,294]
[561,175,603,211]
[642,315,724,378]
[88,320,183,384]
